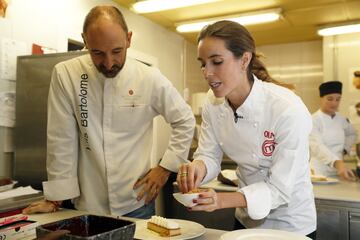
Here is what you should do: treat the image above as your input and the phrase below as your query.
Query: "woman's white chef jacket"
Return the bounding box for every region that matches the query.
[310,110,357,176]
[42,55,195,216]
[194,77,316,235]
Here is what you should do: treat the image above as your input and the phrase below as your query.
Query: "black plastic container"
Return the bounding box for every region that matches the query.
[36,214,135,240]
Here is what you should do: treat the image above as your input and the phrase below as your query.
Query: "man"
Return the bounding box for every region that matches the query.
[22,5,195,218]
[310,81,357,181]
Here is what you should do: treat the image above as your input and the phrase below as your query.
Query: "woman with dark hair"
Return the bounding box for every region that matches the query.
[177,20,316,239]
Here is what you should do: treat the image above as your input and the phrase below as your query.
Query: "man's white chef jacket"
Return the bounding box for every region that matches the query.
[194,77,316,235]
[310,110,357,176]
[43,55,195,216]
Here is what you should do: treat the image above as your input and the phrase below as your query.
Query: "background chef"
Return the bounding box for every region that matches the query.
[310,81,357,181]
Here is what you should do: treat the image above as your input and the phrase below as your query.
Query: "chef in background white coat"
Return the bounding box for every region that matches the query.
[177,21,316,239]
[22,5,195,218]
[310,81,357,181]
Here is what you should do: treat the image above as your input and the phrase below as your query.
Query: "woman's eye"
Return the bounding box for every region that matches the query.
[213,61,223,65]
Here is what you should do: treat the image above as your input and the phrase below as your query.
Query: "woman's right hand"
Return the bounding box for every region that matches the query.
[334,160,356,181]
[176,160,207,193]
[22,200,61,214]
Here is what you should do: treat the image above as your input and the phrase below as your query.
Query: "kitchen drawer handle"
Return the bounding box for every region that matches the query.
[349,213,360,221]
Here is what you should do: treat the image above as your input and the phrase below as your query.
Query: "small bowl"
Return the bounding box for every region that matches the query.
[173,192,200,207]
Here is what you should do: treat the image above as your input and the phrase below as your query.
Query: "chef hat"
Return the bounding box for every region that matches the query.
[319,81,342,97]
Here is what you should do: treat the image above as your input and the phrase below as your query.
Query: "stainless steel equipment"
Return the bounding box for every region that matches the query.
[14,51,87,189]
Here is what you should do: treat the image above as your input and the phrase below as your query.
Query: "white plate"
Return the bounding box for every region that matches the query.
[0,181,17,192]
[220,229,311,240]
[312,177,339,184]
[134,219,205,240]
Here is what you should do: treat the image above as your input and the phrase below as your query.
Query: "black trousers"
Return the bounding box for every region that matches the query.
[234,218,316,240]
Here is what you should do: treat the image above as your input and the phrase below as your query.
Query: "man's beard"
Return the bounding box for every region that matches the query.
[97,64,123,78]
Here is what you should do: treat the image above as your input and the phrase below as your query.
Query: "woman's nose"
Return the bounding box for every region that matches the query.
[202,67,214,79]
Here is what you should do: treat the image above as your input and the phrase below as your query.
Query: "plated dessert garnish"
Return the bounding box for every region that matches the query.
[147,216,181,237]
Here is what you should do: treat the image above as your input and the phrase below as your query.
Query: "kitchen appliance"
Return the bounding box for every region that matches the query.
[14,51,87,189]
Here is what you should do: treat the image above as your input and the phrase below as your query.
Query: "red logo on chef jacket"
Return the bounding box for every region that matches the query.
[262,131,276,156]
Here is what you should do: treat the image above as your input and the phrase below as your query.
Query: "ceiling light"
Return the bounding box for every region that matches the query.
[132,0,220,14]
[318,23,360,36]
[176,8,281,33]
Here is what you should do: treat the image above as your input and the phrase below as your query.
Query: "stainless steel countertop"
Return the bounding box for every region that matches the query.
[313,179,360,203]
[0,192,43,213]
[202,178,360,203]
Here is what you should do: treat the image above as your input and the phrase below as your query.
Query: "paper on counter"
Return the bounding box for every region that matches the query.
[0,186,41,200]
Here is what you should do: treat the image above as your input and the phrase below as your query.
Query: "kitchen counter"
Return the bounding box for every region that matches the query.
[202,178,360,240]
[23,209,227,240]
[313,179,360,203]
[0,192,43,214]
[202,178,360,203]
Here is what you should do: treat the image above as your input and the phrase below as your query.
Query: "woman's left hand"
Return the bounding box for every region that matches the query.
[189,189,220,212]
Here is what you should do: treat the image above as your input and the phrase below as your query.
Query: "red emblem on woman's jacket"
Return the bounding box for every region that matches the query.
[262,131,276,156]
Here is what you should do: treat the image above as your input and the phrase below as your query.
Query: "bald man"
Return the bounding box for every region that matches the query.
[23,5,195,219]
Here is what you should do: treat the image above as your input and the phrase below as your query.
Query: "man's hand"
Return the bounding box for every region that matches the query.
[22,200,62,215]
[133,166,170,204]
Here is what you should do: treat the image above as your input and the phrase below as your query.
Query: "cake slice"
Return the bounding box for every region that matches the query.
[147,216,181,237]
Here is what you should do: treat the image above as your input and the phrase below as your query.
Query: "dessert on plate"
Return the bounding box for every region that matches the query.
[147,216,181,237]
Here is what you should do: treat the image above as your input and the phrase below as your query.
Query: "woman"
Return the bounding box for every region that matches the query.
[310,81,357,180]
[177,20,316,239]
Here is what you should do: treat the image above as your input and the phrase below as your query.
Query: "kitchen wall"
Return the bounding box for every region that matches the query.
[323,32,360,140]
[258,40,323,114]
[184,41,208,97]
[0,0,196,177]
